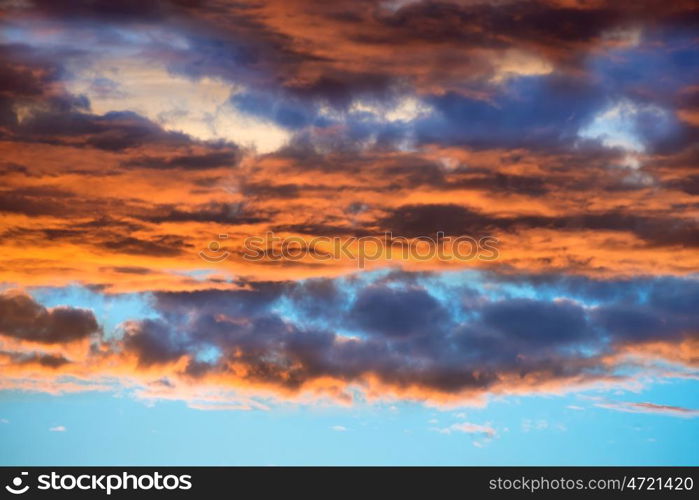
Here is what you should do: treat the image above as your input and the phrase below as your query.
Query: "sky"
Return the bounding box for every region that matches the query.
[0,0,698,465]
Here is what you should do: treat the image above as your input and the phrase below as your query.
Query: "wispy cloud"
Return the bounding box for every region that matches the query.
[433,422,496,438]
[331,425,347,432]
[522,419,549,432]
[0,0,698,422]
[49,426,67,432]
[186,403,255,412]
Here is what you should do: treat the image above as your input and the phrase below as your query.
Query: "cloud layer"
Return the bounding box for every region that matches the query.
[0,0,697,409]
[1,271,697,406]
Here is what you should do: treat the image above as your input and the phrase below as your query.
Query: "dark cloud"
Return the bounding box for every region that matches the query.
[378,203,496,238]
[0,51,55,99]
[270,223,373,238]
[0,41,198,151]
[480,298,589,345]
[439,171,549,197]
[123,319,187,366]
[0,186,79,217]
[113,273,699,395]
[16,110,191,151]
[378,204,699,247]
[239,182,301,199]
[285,73,395,109]
[647,278,699,315]
[0,290,99,344]
[230,91,314,129]
[0,162,31,177]
[592,305,670,342]
[418,75,602,150]
[350,285,448,337]
[122,150,241,170]
[375,1,622,47]
[24,0,197,22]
[142,202,268,225]
[667,174,699,195]
[0,0,698,404]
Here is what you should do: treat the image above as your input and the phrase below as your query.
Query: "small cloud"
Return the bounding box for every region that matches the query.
[577,99,670,170]
[578,100,666,154]
[187,402,254,411]
[522,419,549,432]
[49,426,66,432]
[595,401,699,418]
[331,425,347,432]
[566,405,584,411]
[348,96,433,124]
[428,418,439,425]
[433,422,496,438]
[0,418,9,424]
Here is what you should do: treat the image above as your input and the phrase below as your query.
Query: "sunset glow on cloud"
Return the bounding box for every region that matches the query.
[0,0,697,465]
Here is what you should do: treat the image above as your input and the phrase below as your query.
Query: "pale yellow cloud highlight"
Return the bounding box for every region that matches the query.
[65,58,291,153]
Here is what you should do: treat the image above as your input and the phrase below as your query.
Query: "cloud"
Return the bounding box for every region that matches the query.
[122,319,188,367]
[4,0,697,157]
[377,203,699,250]
[7,352,72,369]
[185,402,255,411]
[522,419,549,432]
[17,109,193,152]
[331,425,347,432]
[434,422,496,438]
[122,150,240,170]
[0,1,698,411]
[1,132,699,292]
[579,100,668,154]
[133,383,270,412]
[0,290,100,344]
[578,99,674,168]
[2,272,696,407]
[116,272,699,402]
[480,298,588,346]
[68,61,292,153]
[349,285,448,337]
[49,425,66,432]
